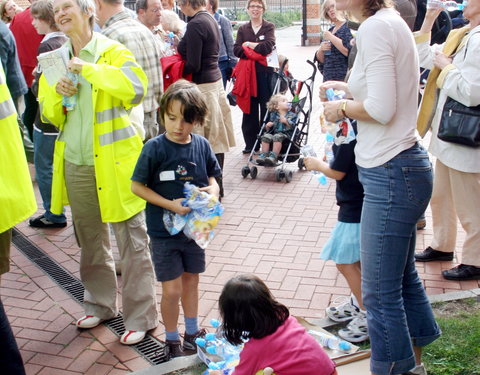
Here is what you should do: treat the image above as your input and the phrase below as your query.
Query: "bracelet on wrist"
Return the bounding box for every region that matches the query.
[340,100,348,118]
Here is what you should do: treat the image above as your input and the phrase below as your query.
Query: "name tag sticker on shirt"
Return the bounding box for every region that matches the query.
[159,170,175,181]
[259,35,265,40]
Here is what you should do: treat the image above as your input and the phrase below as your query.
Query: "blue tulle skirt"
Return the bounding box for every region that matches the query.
[320,221,361,264]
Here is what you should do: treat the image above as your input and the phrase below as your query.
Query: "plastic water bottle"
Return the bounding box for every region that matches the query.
[308,330,352,353]
[427,0,466,10]
[324,133,334,164]
[62,72,78,111]
[325,88,346,102]
[166,31,176,56]
[300,145,327,185]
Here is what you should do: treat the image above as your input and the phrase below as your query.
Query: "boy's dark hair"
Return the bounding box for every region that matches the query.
[219,274,289,346]
[159,80,208,126]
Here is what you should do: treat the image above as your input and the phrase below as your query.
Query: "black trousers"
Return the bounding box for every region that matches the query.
[241,70,274,151]
[0,298,26,375]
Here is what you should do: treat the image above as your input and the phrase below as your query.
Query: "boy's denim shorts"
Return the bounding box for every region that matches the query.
[150,234,205,282]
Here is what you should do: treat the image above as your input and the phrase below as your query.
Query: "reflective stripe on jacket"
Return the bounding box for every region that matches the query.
[38,33,147,223]
[0,64,37,233]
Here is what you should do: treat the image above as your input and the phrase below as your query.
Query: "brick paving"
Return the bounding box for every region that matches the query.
[1,26,478,374]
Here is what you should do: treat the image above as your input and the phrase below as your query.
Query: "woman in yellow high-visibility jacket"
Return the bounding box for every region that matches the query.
[38,0,158,345]
[0,63,36,375]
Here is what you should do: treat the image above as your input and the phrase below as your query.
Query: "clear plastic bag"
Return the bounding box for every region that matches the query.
[163,182,224,248]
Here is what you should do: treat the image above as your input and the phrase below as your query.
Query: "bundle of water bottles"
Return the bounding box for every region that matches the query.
[163,182,224,248]
[197,319,243,375]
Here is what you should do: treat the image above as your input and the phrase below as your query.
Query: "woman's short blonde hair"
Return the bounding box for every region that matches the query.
[321,0,345,22]
[246,0,267,11]
[161,9,184,35]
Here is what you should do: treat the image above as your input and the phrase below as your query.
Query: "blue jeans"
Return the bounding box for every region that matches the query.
[33,129,66,223]
[358,143,440,375]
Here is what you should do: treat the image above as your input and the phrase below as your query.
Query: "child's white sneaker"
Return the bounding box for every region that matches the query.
[338,311,369,343]
[325,297,359,322]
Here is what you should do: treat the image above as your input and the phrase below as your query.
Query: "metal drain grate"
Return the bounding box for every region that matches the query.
[11,228,168,365]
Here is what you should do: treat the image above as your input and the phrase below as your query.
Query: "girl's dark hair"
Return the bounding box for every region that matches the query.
[219,274,290,346]
[159,80,208,126]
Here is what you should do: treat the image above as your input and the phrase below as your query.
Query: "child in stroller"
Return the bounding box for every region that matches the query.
[256,94,298,167]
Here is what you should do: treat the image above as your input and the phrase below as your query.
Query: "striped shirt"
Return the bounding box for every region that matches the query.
[102,10,163,113]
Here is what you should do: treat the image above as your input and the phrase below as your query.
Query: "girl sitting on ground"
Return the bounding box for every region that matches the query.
[210,274,338,375]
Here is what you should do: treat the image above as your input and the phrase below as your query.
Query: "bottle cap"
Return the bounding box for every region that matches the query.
[339,341,352,351]
[206,332,217,341]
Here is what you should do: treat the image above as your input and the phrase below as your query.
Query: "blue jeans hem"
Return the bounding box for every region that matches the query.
[370,354,415,375]
[412,327,442,347]
[43,210,67,224]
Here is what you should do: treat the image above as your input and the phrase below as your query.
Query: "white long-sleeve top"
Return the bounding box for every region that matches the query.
[348,8,419,168]
[416,25,480,173]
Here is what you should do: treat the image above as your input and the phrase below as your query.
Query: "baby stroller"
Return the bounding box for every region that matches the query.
[241,59,317,183]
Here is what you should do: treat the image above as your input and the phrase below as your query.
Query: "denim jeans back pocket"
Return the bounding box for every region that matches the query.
[401,165,433,206]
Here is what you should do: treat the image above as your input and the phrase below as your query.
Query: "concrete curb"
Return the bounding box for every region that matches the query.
[130,289,480,375]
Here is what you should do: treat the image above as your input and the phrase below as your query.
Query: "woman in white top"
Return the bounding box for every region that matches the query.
[320,0,440,374]
[413,4,480,281]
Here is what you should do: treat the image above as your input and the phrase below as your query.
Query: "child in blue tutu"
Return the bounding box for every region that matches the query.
[304,121,368,343]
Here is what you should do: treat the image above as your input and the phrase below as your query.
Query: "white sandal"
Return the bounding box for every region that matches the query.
[325,297,359,322]
[338,311,369,343]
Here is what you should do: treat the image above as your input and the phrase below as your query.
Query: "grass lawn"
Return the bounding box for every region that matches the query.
[423,297,480,375]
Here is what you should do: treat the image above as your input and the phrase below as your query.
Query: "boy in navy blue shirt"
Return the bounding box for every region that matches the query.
[131,80,221,359]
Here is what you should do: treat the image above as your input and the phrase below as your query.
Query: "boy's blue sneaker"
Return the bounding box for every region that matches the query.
[265,151,277,167]
[256,152,268,166]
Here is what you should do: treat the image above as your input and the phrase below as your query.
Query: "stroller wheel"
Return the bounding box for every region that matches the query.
[275,169,283,182]
[241,166,250,178]
[285,170,293,183]
[250,166,258,179]
[298,158,305,170]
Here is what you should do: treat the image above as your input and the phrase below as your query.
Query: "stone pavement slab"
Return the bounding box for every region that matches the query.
[1,25,478,375]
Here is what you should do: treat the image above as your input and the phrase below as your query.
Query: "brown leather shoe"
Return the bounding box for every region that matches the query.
[414,247,453,262]
[442,264,480,281]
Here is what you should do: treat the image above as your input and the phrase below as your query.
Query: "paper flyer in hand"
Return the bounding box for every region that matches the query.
[37,47,69,86]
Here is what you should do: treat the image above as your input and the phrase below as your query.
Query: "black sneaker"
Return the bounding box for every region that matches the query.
[414,247,453,262]
[29,215,67,228]
[164,339,186,360]
[183,328,207,351]
[442,264,480,281]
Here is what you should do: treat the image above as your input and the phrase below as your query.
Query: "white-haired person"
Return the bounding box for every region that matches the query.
[39,0,158,345]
